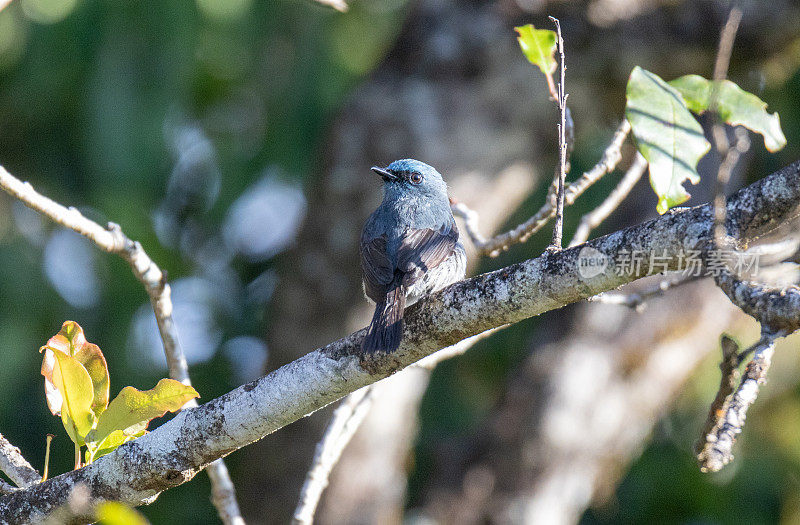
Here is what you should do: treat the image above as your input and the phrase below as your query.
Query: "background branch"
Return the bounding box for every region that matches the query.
[711,5,744,245]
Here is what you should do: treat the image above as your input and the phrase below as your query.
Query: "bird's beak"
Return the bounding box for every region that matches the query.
[371,166,398,182]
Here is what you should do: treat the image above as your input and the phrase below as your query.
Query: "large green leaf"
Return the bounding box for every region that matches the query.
[41,321,110,418]
[90,378,198,445]
[515,24,557,76]
[625,67,711,214]
[50,351,96,445]
[669,74,787,152]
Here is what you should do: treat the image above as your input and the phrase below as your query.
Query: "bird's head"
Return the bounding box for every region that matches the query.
[371,159,448,200]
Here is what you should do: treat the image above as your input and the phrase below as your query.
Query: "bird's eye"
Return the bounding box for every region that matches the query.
[409,172,423,185]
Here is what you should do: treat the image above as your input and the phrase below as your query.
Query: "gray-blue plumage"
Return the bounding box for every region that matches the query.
[360,159,467,354]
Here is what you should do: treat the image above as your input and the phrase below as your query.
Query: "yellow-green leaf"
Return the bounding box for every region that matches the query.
[40,321,110,418]
[625,67,711,214]
[91,379,199,445]
[74,343,110,417]
[669,74,787,152]
[515,24,557,76]
[86,429,147,463]
[51,351,96,445]
[96,501,150,525]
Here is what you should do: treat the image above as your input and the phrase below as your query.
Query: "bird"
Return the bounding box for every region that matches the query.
[360,159,467,354]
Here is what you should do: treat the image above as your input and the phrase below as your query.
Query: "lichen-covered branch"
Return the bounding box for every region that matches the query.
[714,270,800,334]
[696,333,778,472]
[0,165,243,524]
[1,160,797,522]
[452,120,631,257]
[0,433,40,488]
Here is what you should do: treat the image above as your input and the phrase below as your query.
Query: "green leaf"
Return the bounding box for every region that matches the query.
[515,24,557,76]
[90,378,199,445]
[50,351,96,445]
[86,429,146,463]
[96,501,150,525]
[41,321,110,418]
[625,67,711,214]
[669,74,787,152]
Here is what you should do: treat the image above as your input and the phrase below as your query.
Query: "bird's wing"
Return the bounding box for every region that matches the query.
[360,233,394,302]
[397,219,459,286]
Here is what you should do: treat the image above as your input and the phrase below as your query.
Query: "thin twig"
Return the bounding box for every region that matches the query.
[0,165,244,524]
[696,331,780,472]
[292,327,502,525]
[711,5,744,246]
[452,119,631,257]
[547,16,568,252]
[588,274,700,311]
[0,433,40,488]
[570,153,647,247]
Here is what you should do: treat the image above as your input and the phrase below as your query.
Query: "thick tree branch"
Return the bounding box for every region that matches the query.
[0,165,243,523]
[1,160,798,522]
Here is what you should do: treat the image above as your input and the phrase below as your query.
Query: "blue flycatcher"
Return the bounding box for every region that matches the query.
[361,159,467,354]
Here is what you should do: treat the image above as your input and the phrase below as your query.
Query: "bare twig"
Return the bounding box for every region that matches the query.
[570,153,648,247]
[452,119,632,257]
[547,16,568,252]
[0,433,40,488]
[711,5,744,246]
[696,331,779,472]
[292,328,503,524]
[588,274,700,311]
[0,165,244,524]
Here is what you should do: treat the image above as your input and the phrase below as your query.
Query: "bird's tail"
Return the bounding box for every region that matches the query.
[363,285,406,354]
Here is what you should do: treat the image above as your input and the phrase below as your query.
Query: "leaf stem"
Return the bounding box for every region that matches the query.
[42,434,54,482]
[74,443,82,470]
